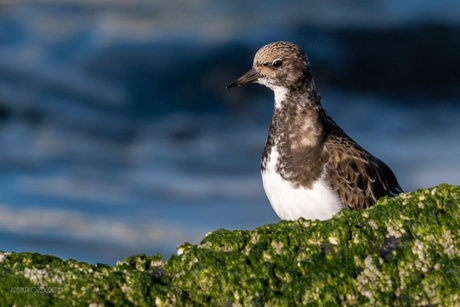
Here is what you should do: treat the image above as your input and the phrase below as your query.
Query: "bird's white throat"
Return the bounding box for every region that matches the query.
[257,79,288,109]
[261,145,345,221]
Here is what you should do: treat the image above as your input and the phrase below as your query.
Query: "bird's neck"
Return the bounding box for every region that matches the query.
[271,85,289,109]
[270,85,324,150]
[269,81,319,109]
[263,85,326,185]
[273,76,322,111]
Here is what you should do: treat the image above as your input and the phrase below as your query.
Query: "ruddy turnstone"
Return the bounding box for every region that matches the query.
[227,41,403,221]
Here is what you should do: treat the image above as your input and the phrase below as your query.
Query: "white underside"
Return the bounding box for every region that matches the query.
[262,146,345,221]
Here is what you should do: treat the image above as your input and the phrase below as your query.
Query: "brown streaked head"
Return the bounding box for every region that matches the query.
[226,41,312,92]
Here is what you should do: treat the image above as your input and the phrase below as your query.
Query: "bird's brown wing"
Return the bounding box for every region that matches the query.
[323,133,403,211]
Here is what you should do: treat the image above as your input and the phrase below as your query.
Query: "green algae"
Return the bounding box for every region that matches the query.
[2,184,460,306]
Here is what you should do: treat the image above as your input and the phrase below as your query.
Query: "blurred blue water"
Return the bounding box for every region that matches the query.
[0,0,459,265]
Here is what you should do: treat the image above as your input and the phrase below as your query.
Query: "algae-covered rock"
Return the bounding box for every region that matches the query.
[1,184,460,306]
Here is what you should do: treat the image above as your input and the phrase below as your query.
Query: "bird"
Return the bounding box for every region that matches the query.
[227,41,403,221]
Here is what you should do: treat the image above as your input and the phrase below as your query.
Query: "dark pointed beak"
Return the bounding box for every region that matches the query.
[226,68,261,89]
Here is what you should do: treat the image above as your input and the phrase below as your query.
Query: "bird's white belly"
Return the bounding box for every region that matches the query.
[262,146,344,221]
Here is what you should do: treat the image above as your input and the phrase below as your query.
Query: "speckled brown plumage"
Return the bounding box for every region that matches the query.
[320,109,402,210]
[228,41,403,215]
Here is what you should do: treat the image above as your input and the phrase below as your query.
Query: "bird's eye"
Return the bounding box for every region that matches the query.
[272,59,283,67]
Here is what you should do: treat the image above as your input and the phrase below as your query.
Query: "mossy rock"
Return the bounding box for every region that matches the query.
[1,184,460,306]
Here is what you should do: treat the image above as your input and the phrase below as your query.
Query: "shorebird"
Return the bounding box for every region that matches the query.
[227,41,403,221]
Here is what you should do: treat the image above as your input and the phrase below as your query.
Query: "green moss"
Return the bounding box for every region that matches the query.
[2,184,460,306]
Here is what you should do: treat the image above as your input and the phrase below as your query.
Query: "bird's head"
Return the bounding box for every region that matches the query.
[227,41,312,93]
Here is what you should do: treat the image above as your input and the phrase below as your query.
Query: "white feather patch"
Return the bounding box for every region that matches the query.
[257,79,288,109]
[262,146,345,221]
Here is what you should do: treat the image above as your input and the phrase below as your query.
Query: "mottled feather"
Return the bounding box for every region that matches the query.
[321,110,402,210]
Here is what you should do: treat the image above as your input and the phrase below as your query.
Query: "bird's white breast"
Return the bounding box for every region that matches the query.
[261,146,344,221]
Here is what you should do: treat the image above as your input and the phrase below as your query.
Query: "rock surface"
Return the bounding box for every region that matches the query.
[1,184,460,306]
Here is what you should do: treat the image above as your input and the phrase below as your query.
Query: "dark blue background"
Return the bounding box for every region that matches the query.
[0,0,459,265]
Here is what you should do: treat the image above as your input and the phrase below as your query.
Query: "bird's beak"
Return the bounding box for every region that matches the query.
[226,68,261,89]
